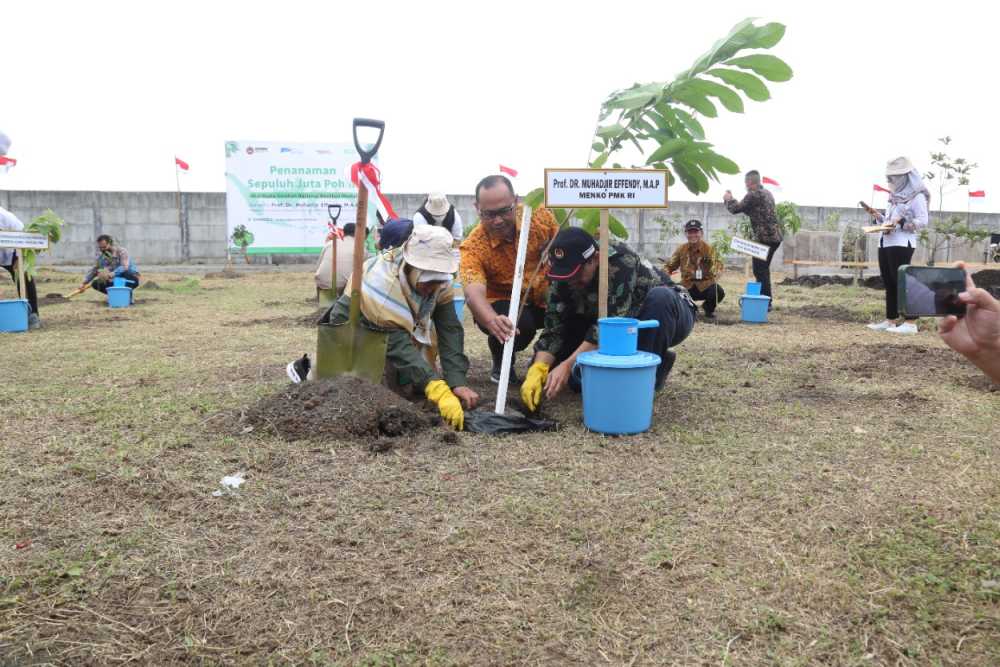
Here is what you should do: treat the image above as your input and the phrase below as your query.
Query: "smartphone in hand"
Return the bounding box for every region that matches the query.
[898,265,967,318]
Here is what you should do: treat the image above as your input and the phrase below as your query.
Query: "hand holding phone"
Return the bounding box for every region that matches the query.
[898,265,967,318]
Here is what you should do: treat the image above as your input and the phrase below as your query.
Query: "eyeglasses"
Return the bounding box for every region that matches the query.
[479,204,515,220]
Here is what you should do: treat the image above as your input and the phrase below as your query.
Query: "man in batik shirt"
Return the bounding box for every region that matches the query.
[724,169,782,306]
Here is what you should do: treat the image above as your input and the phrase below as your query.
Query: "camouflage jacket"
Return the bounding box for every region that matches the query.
[535,240,671,355]
[725,188,783,244]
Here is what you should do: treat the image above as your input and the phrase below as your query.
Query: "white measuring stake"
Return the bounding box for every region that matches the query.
[494,205,533,415]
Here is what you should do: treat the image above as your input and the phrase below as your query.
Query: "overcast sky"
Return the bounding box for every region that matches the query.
[4,0,997,212]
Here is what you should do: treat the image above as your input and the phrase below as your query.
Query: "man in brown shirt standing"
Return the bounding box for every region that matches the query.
[666,219,725,318]
[724,169,782,307]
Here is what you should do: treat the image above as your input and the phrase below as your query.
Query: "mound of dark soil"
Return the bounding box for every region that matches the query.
[781,274,883,289]
[972,269,1000,299]
[973,269,1000,288]
[143,281,162,290]
[241,376,433,442]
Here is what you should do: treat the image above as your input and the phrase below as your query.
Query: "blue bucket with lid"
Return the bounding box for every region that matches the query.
[578,350,661,434]
[0,298,29,333]
[598,317,659,356]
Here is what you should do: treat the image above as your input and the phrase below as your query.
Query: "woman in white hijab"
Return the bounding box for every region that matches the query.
[866,157,930,334]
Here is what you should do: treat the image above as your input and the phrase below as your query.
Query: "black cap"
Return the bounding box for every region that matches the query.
[684,219,703,232]
[378,218,413,250]
[547,227,598,280]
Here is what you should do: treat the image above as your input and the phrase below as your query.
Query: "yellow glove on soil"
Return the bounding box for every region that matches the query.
[520,361,550,412]
[425,380,464,431]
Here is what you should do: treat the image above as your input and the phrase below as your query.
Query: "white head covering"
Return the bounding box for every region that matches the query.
[889,168,931,206]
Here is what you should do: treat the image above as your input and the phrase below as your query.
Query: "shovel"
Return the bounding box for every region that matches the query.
[314,118,388,383]
[318,204,342,309]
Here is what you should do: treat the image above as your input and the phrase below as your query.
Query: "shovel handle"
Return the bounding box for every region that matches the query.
[328,204,342,224]
[352,118,385,164]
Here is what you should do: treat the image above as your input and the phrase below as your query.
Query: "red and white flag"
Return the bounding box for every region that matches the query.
[969,190,986,198]
[762,176,781,191]
[175,157,190,171]
[499,164,518,178]
[0,155,16,174]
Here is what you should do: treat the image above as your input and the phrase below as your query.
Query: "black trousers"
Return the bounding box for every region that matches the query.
[878,244,915,320]
[3,262,39,315]
[555,286,697,389]
[91,271,141,294]
[752,242,781,302]
[687,283,726,314]
[476,300,546,365]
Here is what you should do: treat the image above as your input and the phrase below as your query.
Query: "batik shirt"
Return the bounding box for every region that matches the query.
[83,246,133,283]
[459,205,559,309]
[666,240,723,292]
[534,240,670,355]
[725,188,783,244]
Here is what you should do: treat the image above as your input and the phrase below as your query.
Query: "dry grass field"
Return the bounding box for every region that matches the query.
[1,267,998,666]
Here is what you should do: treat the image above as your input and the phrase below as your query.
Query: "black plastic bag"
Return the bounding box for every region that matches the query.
[463,408,558,435]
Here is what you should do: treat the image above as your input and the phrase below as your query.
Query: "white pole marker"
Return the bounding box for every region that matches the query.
[494,205,532,415]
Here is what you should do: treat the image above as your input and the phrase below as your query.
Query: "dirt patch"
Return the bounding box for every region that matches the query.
[814,343,965,379]
[232,308,326,328]
[239,376,433,443]
[699,315,740,326]
[781,275,883,289]
[40,293,70,306]
[142,281,162,290]
[204,269,245,279]
[788,304,866,323]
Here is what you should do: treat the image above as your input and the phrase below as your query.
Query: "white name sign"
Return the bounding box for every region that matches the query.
[730,236,771,260]
[0,231,48,250]
[544,168,668,209]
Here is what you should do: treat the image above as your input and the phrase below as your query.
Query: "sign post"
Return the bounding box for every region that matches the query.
[544,168,668,318]
[0,231,48,301]
[729,236,771,261]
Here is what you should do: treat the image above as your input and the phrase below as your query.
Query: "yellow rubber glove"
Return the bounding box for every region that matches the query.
[425,379,464,430]
[520,361,550,412]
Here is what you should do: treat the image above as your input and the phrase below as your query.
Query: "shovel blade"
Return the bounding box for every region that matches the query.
[314,321,388,385]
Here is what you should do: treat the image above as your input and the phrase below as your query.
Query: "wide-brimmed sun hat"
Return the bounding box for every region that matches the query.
[424,192,451,217]
[886,156,914,176]
[402,224,459,274]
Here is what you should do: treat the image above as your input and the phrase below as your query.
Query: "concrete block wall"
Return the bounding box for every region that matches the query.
[2,189,997,269]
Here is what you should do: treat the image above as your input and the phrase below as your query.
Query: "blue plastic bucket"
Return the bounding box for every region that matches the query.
[739,294,771,323]
[451,280,465,319]
[578,350,661,434]
[0,298,29,333]
[746,281,762,295]
[597,317,659,356]
[107,286,132,308]
[112,276,126,288]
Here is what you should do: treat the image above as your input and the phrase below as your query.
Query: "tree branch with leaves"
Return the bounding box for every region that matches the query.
[524,18,793,240]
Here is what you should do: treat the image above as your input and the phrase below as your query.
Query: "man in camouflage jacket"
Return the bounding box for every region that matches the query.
[519,227,697,410]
